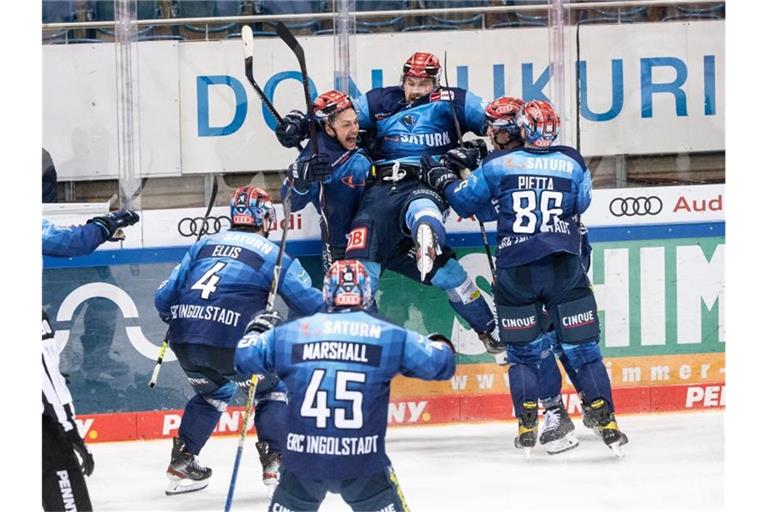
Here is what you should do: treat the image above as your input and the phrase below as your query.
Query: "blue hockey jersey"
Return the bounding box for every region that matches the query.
[281,131,371,252]
[355,86,488,167]
[445,146,593,267]
[155,230,323,348]
[42,218,107,257]
[235,309,456,480]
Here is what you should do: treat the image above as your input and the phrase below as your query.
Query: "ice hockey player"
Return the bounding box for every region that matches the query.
[280,90,371,268]
[42,209,140,511]
[421,99,628,456]
[154,186,324,495]
[276,51,500,353]
[445,96,590,455]
[235,259,456,511]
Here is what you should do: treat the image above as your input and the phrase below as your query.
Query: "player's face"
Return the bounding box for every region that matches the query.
[403,77,436,103]
[487,125,511,150]
[327,108,359,150]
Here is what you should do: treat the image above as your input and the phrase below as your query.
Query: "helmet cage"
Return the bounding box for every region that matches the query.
[323,260,372,310]
[230,186,275,230]
[516,100,560,147]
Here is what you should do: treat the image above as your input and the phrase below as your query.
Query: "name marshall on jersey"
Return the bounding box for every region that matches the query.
[292,341,383,367]
[170,304,242,327]
[286,432,380,456]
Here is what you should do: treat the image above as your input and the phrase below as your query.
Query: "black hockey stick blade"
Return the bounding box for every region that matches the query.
[274,21,318,154]
[274,22,304,62]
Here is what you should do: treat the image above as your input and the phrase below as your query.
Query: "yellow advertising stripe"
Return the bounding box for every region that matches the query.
[390,352,725,398]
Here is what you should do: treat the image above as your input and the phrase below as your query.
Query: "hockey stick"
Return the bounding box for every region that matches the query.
[274,21,333,271]
[442,52,496,285]
[224,190,294,512]
[148,177,219,388]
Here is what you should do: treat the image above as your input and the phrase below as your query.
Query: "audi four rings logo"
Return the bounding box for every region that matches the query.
[609,196,663,217]
[177,216,231,237]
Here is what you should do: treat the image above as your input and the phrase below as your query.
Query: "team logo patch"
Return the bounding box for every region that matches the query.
[346,227,368,251]
[400,114,420,129]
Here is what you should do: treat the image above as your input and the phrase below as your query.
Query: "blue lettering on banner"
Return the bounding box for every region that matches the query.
[578,59,624,122]
[640,57,688,118]
[703,55,716,116]
[197,75,248,137]
[262,71,319,130]
[493,64,504,98]
[457,65,468,90]
[522,63,550,101]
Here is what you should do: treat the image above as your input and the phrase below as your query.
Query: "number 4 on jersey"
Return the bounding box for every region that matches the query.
[191,262,227,299]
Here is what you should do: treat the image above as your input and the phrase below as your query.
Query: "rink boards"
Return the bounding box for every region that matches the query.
[42,185,725,443]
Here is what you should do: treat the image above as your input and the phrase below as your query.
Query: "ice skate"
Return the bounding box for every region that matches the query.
[580,396,601,436]
[415,223,441,281]
[256,441,282,488]
[539,400,579,455]
[165,437,212,495]
[514,401,539,459]
[589,399,629,457]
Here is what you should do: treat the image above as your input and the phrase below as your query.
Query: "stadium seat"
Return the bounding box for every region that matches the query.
[401,24,459,32]
[578,4,647,25]
[313,27,372,36]
[662,2,724,22]
[90,0,162,39]
[419,0,487,30]
[257,0,327,35]
[173,1,243,39]
[355,1,407,32]
[42,0,75,43]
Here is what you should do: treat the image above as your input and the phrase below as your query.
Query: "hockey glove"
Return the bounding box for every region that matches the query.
[443,140,488,174]
[65,428,95,476]
[427,333,456,353]
[88,209,140,240]
[275,110,309,148]
[245,310,283,335]
[289,153,332,187]
[420,155,458,195]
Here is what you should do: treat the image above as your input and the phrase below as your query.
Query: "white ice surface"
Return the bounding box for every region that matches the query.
[87,411,723,511]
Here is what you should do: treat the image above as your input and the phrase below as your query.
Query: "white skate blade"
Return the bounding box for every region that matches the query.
[608,442,625,458]
[523,447,532,460]
[542,431,579,455]
[416,224,434,281]
[165,475,209,496]
[165,477,208,496]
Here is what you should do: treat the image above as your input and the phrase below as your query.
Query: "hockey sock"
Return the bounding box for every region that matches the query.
[254,399,288,455]
[538,343,563,409]
[179,382,236,455]
[508,363,539,418]
[575,359,615,411]
[557,349,583,395]
[433,259,495,333]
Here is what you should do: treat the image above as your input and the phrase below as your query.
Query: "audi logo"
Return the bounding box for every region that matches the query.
[177,216,231,237]
[609,196,663,217]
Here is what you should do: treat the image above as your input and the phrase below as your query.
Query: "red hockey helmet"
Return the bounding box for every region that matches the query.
[516,100,560,148]
[313,90,355,122]
[323,259,372,310]
[230,186,275,230]
[402,52,442,83]
[485,96,524,133]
